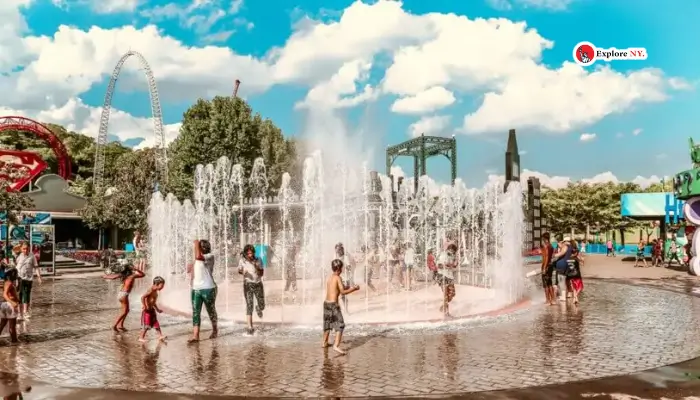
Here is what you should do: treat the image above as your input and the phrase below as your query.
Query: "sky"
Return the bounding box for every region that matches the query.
[0,0,697,189]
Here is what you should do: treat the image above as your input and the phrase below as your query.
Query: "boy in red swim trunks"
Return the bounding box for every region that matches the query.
[139,276,166,342]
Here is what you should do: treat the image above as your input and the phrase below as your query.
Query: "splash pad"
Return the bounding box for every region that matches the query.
[149,153,526,328]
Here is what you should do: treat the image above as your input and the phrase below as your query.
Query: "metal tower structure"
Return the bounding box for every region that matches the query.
[93,51,167,193]
[233,79,241,98]
[386,134,457,192]
[503,129,521,192]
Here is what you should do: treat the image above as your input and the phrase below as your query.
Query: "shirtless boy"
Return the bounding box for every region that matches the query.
[103,264,145,331]
[0,268,19,343]
[139,276,166,342]
[322,259,359,355]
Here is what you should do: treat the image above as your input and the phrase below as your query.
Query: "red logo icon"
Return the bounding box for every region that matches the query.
[0,150,48,191]
[575,43,595,65]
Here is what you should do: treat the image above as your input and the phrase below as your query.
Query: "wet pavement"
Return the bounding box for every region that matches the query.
[3,261,700,398]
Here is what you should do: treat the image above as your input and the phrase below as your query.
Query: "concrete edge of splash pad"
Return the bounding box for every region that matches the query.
[160,297,532,329]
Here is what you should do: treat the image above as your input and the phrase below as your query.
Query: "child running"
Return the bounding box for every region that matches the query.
[103,264,145,332]
[322,259,360,355]
[139,276,166,343]
[0,268,19,343]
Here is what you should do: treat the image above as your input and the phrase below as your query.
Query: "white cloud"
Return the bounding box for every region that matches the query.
[0,0,691,157]
[488,0,574,10]
[461,65,671,134]
[390,86,456,114]
[516,0,573,10]
[229,0,243,13]
[632,128,642,136]
[408,115,451,137]
[92,0,139,13]
[294,59,377,110]
[0,23,273,111]
[579,132,596,142]
[668,77,693,90]
[487,169,662,190]
[140,0,249,42]
[486,0,513,11]
[0,97,181,148]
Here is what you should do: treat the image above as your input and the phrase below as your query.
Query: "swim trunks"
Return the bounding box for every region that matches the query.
[0,302,17,319]
[433,271,454,286]
[141,309,160,330]
[323,301,345,332]
[541,264,554,287]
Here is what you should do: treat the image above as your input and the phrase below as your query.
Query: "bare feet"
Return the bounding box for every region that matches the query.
[321,342,331,348]
[158,336,167,342]
[118,327,128,332]
[332,346,346,355]
[187,337,199,344]
[209,329,218,339]
[112,326,120,332]
[138,338,147,343]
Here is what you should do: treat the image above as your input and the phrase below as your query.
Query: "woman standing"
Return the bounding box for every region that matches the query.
[633,240,648,268]
[188,239,218,343]
[552,236,572,302]
[567,240,584,304]
[238,244,265,334]
[15,241,42,320]
[133,231,146,272]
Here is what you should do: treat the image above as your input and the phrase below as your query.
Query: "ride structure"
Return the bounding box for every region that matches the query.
[93,51,168,193]
[0,116,72,190]
[386,134,457,193]
[674,138,700,275]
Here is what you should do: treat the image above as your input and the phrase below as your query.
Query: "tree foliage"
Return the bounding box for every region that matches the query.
[541,180,655,242]
[0,165,34,224]
[165,96,298,200]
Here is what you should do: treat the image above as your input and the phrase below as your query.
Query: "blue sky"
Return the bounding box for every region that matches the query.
[3,0,697,188]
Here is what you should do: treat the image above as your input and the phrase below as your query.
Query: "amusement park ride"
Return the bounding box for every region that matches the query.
[673,138,700,274]
[0,116,72,191]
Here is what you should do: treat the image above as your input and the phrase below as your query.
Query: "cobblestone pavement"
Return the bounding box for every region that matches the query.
[2,276,700,398]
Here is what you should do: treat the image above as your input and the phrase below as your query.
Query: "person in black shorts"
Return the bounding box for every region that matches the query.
[540,233,555,305]
[435,243,458,316]
[322,259,359,355]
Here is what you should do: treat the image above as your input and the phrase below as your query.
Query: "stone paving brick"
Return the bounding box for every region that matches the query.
[1,277,700,397]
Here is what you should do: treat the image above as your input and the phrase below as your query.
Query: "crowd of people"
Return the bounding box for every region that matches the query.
[0,241,44,343]
[540,233,584,306]
[101,237,464,354]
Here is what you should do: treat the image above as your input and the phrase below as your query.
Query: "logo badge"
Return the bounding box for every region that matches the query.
[572,41,647,66]
[574,42,595,65]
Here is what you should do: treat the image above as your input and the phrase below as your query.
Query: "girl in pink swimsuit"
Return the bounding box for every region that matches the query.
[103,265,144,332]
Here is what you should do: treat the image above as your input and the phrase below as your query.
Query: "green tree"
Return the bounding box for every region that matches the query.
[0,165,34,224]
[166,96,297,200]
[79,192,112,230]
[106,148,159,231]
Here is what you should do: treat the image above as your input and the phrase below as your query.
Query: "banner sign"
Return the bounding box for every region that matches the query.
[0,224,56,275]
[31,225,55,276]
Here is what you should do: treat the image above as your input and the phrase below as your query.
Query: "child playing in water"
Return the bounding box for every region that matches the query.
[322,259,359,355]
[0,268,20,343]
[103,264,145,332]
[139,276,166,342]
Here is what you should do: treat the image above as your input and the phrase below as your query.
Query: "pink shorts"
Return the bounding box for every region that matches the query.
[141,309,160,330]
